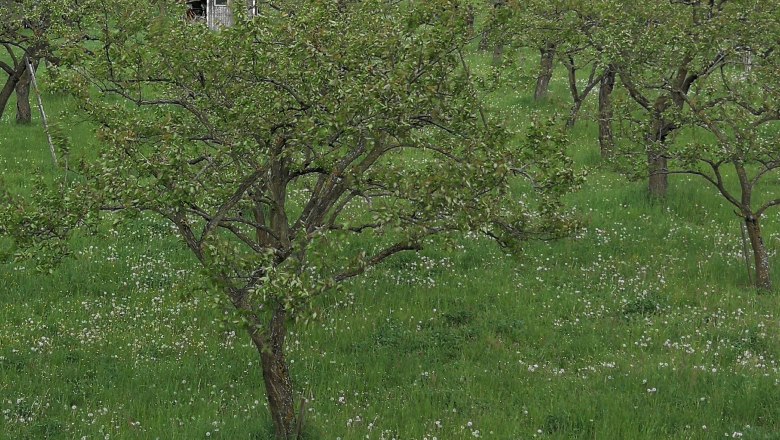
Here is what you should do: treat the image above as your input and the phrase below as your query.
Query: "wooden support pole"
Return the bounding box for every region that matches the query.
[740,220,753,286]
[25,56,57,167]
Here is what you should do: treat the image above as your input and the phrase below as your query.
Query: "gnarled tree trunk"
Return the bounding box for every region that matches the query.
[598,64,616,157]
[249,306,296,439]
[15,67,32,124]
[745,216,771,291]
[534,42,556,101]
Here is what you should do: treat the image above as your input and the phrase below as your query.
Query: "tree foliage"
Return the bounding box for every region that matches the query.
[662,1,780,290]
[0,0,89,121]
[1,0,578,437]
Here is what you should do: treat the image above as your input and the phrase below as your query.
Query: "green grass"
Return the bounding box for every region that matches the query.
[1,55,779,439]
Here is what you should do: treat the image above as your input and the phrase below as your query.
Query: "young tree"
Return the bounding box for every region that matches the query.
[519,1,569,102]
[2,1,577,437]
[664,2,780,291]
[612,0,730,198]
[498,1,612,128]
[0,0,46,123]
[484,0,568,100]
[560,46,604,129]
[569,0,620,155]
[0,0,90,122]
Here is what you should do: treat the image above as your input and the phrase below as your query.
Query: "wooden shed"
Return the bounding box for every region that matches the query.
[186,0,256,29]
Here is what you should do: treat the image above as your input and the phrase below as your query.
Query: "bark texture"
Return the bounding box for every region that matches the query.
[619,52,702,198]
[563,60,601,129]
[745,216,772,291]
[645,99,674,198]
[0,75,17,120]
[15,67,32,124]
[647,143,668,198]
[478,29,490,51]
[249,307,296,439]
[0,61,26,120]
[465,5,475,37]
[534,43,556,101]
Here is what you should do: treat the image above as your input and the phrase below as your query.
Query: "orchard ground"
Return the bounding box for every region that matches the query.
[1,55,779,439]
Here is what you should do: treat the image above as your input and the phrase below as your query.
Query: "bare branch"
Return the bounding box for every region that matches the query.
[333,240,424,283]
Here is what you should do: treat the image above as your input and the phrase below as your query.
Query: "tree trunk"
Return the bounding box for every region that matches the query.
[0,61,26,120]
[647,148,668,198]
[0,75,18,120]
[534,43,556,101]
[15,67,32,124]
[598,65,616,157]
[249,306,296,439]
[492,42,504,67]
[646,115,669,198]
[481,0,504,56]
[745,216,772,291]
[478,28,490,51]
[563,57,580,128]
[465,5,475,37]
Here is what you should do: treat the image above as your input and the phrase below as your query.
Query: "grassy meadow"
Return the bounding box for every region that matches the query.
[1,54,779,440]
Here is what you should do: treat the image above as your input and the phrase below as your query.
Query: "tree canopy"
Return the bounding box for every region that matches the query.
[1,1,578,437]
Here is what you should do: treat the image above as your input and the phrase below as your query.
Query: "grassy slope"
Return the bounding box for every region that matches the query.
[1,55,779,440]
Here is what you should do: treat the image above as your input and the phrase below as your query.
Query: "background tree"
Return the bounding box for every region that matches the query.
[611,0,730,198]
[663,1,780,291]
[1,0,577,437]
[0,0,49,123]
[0,0,90,122]
[480,0,568,100]
[557,11,607,129]
[569,0,620,156]
[497,0,612,131]
[507,0,576,102]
